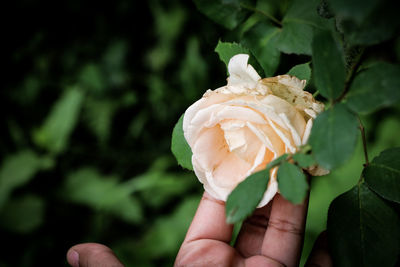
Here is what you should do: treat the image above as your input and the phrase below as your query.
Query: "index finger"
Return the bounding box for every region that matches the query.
[261,193,309,267]
[182,191,233,244]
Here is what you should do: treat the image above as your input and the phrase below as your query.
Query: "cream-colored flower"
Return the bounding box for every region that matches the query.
[183,54,325,207]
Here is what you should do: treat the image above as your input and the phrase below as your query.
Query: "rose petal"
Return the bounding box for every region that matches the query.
[267,118,296,153]
[257,167,279,207]
[187,104,267,145]
[246,146,268,175]
[219,119,246,131]
[192,126,229,171]
[186,104,224,144]
[184,93,235,146]
[191,104,266,128]
[260,95,306,137]
[220,122,247,153]
[227,54,261,93]
[205,171,232,200]
[212,152,251,188]
[302,118,313,145]
[260,75,324,118]
[224,94,306,137]
[224,97,287,130]
[216,106,266,125]
[279,113,302,147]
[246,122,284,156]
[192,156,222,200]
[183,97,206,146]
[221,124,264,163]
[304,108,317,119]
[253,148,275,174]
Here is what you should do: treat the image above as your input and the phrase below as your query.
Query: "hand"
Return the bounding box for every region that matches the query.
[66,243,124,267]
[175,192,332,267]
[66,192,332,267]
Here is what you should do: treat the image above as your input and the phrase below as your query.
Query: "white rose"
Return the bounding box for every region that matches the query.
[183,54,324,207]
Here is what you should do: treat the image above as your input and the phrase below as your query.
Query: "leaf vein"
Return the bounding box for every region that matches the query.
[369,163,400,174]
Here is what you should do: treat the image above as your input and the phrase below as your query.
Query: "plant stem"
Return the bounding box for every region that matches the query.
[240,4,282,27]
[334,48,365,104]
[357,116,369,166]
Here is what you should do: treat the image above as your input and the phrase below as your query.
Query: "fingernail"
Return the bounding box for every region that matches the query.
[70,250,80,267]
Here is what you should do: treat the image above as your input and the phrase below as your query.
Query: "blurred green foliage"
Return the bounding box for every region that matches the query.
[1,0,223,266]
[1,0,400,266]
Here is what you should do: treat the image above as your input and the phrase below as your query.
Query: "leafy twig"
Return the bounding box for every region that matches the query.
[357,116,369,166]
[334,48,365,104]
[240,4,282,27]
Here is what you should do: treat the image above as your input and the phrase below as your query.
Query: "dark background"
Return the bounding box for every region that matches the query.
[1,0,400,266]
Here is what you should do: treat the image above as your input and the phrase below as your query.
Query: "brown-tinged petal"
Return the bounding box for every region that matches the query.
[260,75,324,119]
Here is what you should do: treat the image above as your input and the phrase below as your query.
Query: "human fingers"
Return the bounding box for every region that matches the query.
[305,231,333,267]
[175,239,241,267]
[234,203,272,257]
[261,193,309,267]
[175,192,235,266]
[181,191,233,244]
[66,243,124,267]
[175,239,284,267]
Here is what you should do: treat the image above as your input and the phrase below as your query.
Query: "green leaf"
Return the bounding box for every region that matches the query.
[83,97,116,143]
[346,63,400,114]
[103,41,129,87]
[0,150,53,208]
[266,153,288,169]
[284,0,328,26]
[83,92,136,143]
[215,40,250,65]
[276,0,330,55]
[327,182,400,267]
[141,196,199,258]
[276,23,313,55]
[287,62,311,84]
[277,162,309,204]
[147,3,186,71]
[328,0,400,45]
[125,170,196,208]
[214,41,263,75]
[364,147,400,203]
[253,0,283,20]
[179,37,207,100]
[226,168,270,224]
[192,0,254,30]
[0,195,45,234]
[242,21,280,77]
[33,87,84,154]
[312,30,346,99]
[118,195,199,262]
[79,64,105,94]
[63,168,143,223]
[12,75,42,105]
[327,0,379,23]
[309,104,359,170]
[292,153,316,168]
[171,114,193,170]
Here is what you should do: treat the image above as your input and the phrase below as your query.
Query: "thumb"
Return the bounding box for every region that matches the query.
[66,243,124,267]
